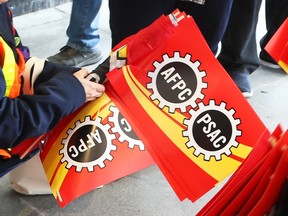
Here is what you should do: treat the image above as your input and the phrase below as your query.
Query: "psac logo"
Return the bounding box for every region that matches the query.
[59,106,145,172]
[183,100,242,161]
[146,52,242,161]
[147,51,207,113]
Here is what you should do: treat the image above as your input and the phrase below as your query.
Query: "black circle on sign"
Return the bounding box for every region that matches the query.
[118,112,138,140]
[192,110,232,151]
[68,124,107,162]
[156,62,197,103]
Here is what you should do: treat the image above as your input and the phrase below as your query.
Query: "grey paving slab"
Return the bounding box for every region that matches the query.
[249,66,288,130]
[1,166,219,216]
[13,1,111,60]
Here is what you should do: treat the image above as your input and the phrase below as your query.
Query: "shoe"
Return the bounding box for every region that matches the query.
[259,50,280,69]
[47,45,102,67]
[229,71,253,98]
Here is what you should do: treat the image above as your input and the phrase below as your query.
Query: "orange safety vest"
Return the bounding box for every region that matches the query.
[0,36,25,98]
[0,36,25,159]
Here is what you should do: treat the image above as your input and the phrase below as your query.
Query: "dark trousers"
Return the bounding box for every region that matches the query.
[218,0,263,75]
[109,0,176,48]
[176,0,233,53]
[109,0,233,53]
[260,0,288,56]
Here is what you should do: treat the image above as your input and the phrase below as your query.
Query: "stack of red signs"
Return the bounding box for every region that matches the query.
[197,125,288,215]
[40,9,270,208]
[40,92,154,207]
[265,18,288,73]
[106,10,268,202]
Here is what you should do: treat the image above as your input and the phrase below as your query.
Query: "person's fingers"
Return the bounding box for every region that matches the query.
[84,83,105,102]
[74,68,89,79]
[95,83,105,93]
[74,69,105,102]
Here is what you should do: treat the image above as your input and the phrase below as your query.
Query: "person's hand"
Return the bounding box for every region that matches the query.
[0,0,8,4]
[73,68,105,102]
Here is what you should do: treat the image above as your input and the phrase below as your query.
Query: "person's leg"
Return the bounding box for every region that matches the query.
[259,0,288,67]
[109,0,177,48]
[48,0,103,67]
[176,0,233,54]
[218,0,262,97]
[67,0,102,52]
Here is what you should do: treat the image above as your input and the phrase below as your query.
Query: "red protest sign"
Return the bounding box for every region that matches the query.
[106,10,267,202]
[40,92,154,207]
[265,18,288,73]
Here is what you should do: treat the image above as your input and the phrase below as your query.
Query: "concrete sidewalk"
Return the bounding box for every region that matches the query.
[1,1,288,215]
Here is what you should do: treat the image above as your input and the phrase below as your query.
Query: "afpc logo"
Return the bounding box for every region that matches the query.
[183,100,242,161]
[60,116,116,172]
[147,52,207,113]
[109,105,145,150]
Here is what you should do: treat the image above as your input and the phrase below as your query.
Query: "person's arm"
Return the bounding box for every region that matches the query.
[0,63,104,148]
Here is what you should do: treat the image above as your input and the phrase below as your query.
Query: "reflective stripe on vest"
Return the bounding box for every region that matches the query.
[0,36,24,98]
[0,149,12,159]
[0,37,25,159]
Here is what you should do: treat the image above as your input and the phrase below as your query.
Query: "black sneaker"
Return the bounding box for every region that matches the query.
[259,50,280,69]
[229,71,253,98]
[47,45,102,67]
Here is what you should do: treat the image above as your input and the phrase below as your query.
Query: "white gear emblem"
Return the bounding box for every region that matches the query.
[60,116,116,172]
[183,100,242,161]
[147,52,207,113]
[108,105,145,150]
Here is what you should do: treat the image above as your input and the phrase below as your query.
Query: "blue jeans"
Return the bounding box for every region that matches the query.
[66,0,102,52]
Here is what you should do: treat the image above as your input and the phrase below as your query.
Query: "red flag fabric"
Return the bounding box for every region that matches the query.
[106,11,267,202]
[197,125,286,216]
[40,92,154,207]
[265,17,288,73]
[247,134,288,216]
[196,129,272,216]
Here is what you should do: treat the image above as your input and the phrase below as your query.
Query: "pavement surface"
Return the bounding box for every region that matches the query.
[1,1,288,215]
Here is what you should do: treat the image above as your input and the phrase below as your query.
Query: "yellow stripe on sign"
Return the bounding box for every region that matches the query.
[43,93,110,179]
[92,100,114,120]
[51,163,69,197]
[0,37,17,97]
[42,135,67,182]
[278,60,288,73]
[118,45,127,59]
[231,143,252,159]
[43,93,112,193]
[87,93,113,117]
[123,66,250,181]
